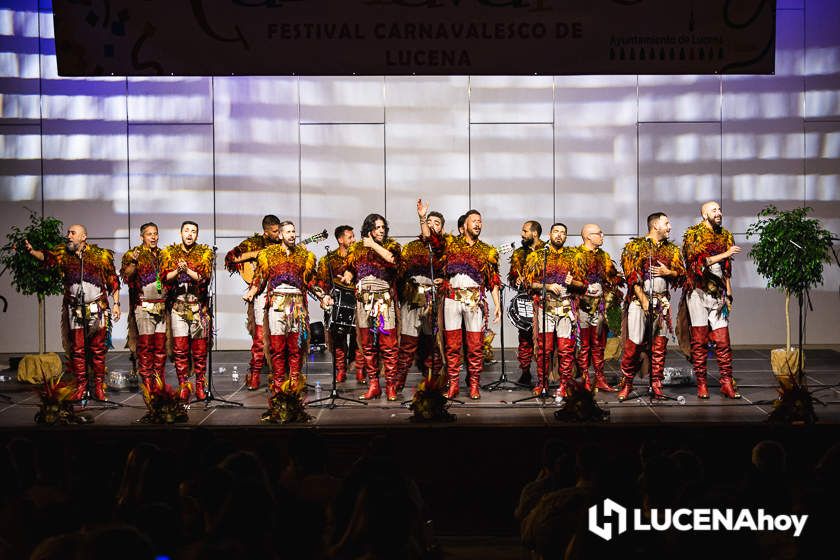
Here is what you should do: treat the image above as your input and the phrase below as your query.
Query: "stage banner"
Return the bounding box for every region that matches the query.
[52,0,776,76]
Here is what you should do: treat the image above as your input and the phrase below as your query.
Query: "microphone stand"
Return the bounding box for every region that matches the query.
[196,246,242,409]
[483,282,529,391]
[77,248,121,408]
[309,245,366,409]
[511,245,551,405]
[402,237,463,405]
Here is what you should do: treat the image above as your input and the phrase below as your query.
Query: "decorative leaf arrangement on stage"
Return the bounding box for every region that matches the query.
[553,382,609,423]
[34,375,92,425]
[261,375,312,424]
[747,205,837,424]
[137,376,189,424]
[409,373,455,423]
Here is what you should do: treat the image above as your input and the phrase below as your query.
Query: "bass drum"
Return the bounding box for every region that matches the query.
[325,287,356,335]
[507,292,534,331]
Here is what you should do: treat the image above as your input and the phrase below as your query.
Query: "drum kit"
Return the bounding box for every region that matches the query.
[324,286,356,335]
[507,291,534,331]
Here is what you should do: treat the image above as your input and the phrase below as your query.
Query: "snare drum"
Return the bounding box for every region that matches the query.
[325,287,356,335]
[507,292,534,331]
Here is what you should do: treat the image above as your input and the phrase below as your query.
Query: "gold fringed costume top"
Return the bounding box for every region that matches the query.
[620,237,685,300]
[508,240,543,288]
[682,223,734,292]
[160,243,214,302]
[224,233,278,275]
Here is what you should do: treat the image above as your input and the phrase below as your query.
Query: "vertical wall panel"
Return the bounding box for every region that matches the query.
[299,77,384,124]
[554,75,638,236]
[470,76,554,124]
[0,1,40,121]
[805,0,840,119]
[638,122,722,238]
[638,75,722,122]
[384,76,469,237]
[127,77,212,123]
[722,9,805,234]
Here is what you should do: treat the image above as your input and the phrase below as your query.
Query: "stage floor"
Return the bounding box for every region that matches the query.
[1,347,839,427]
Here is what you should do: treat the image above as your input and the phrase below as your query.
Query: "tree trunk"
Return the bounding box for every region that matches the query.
[784,290,790,354]
[38,294,45,355]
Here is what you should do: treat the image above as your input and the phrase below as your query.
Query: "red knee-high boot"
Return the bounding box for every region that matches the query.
[152,332,167,388]
[269,334,287,393]
[533,332,554,396]
[247,325,266,390]
[444,329,463,399]
[465,331,484,399]
[136,334,154,394]
[555,337,577,398]
[352,331,366,384]
[358,329,382,400]
[517,330,534,385]
[690,326,710,399]
[89,327,108,401]
[617,338,641,402]
[649,336,668,399]
[173,336,192,401]
[191,337,208,401]
[380,332,400,400]
[577,326,593,391]
[285,332,302,387]
[710,327,740,399]
[333,333,349,383]
[396,334,419,393]
[68,328,88,400]
[591,326,615,392]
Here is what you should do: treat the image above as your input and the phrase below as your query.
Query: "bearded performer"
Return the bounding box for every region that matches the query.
[426,205,501,400]
[26,225,121,401]
[316,225,364,384]
[394,201,447,394]
[524,223,583,398]
[120,222,165,394]
[681,201,741,399]
[617,213,686,402]
[224,215,282,391]
[339,214,402,400]
[508,220,543,386]
[572,224,622,393]
[160,221,214,402]
[244,221,330,393]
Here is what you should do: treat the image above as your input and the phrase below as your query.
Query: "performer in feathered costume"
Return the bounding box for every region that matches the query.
[395,201,446,394]
[244,221,330,394]
[224,215,282,390]
[160,221,214,402]
[681,201,741,399]
[120,222,165,394]
[572,223,623,393]
[427,205,501,400]
[340,214,402,400]
[317,225,364,384]
[524,223,584,398]
[617,213,686,401]
[26,224,121,401]
[508,220,543,387]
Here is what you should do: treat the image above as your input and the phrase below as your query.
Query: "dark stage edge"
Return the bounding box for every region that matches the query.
[1,347,840,427]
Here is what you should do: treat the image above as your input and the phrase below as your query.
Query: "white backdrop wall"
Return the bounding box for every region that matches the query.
[1,0,838,353]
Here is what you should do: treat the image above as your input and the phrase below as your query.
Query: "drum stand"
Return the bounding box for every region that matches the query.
[483,283,530,392]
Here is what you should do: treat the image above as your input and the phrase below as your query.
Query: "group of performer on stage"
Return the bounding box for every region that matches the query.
[22,199,741,404]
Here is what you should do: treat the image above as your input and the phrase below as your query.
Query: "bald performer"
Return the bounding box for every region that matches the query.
[682,201,741,399]
[26,224,121,401]
[573,224,623,392]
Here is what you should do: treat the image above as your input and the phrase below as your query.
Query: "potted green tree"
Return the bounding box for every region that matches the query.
[0,210,65,382]
[745,205,836,390]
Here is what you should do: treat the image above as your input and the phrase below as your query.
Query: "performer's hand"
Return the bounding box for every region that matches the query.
[23,239,33,253]
[178,260,188,272]
[417,198,429,218]
[727,245,742,258]
[650,261,671,277]
[494,305,501,323]
[563,272,574,286]
[243,289,256,302]
[341,271,353,284]
[515,277,522,288]
[362,234,377,249]
[321,295,334,309]
[132,249,140,261]
[547,283,563,296]
[112,303,121,322]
